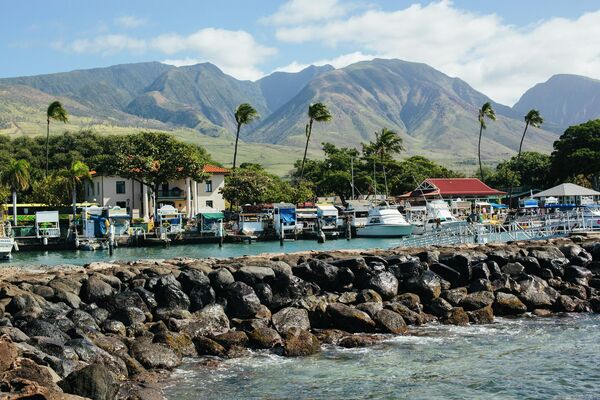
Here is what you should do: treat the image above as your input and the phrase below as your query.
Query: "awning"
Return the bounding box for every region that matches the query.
[279,208,296,223]
[198,212,224,220]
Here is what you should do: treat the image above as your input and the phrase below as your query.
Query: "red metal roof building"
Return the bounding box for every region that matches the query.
[202,164,230,174]
[400,178,506,202]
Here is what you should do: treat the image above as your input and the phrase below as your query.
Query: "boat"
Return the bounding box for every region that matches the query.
[408,199,462,235]
[356,205,413,238]
[0,213,16,259]
[316,204,340,239]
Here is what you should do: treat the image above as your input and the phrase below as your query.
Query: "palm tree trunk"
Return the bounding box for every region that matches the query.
[508,122,529,208]
[300,119,313,180]
[12,190,17,227]
[478,123,484,181]
[232,123,241,170]
[45,118,50,178]
[72,186,77,220]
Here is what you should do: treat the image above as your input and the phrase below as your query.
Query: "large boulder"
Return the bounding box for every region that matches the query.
[374,309,407,334]
[208,268,235,293]
[429,263,461,287]
[460,291,495,311]
[0,337,18,373]
[193,337,226,357]
[60,363,119,400]
[131,337,182,370]
[427,297,453,318]
[101,291,149,314]
[225,282,262,318]
[248,327,283,349]
[444,307,469,326]
[389,260,425,281]
[403,271,442,301]
[20,320,70,344]
[326,303,376,333]
[518,276,559,309]
[467,306,494,324]
[80,276,114,304]
[234,266,276,286]
[501,262,525,277]
[283,328,321,357]
[179,304,230,338]
[269,274,315,309]
[155,284,190,311]
[272,307,310,334]
[493,292,527,315]
[366,272,398,300]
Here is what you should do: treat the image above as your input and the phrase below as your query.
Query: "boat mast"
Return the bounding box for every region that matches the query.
[373,159,377,201]
[351,157,355,200]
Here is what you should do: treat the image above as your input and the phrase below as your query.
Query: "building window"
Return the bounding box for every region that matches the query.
[116,181,126,194]
[205,180,213,192]
[206,200,213,208]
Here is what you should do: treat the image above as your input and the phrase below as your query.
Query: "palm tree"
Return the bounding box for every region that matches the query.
[232,103,260,170]
[477,102,496,181]
[300,103,332,179]
[508,109,544,206]
[46,101,68,177]
[0,159,31,226]
[367,128,404,197]
[61,161,91,220]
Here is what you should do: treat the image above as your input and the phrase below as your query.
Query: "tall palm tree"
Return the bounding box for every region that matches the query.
[508,109,544,206]
[61,161,91,220]
[477,102,496,181]
[368,128,404,197]
[0,159,31,226]
[46,101,68,177]
[232,103,259,170]
[300,103,332,179]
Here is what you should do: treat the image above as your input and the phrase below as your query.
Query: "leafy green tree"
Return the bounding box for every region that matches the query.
[232,103,260,170]
[114,132,210,218]
[487,152,551,191]
[0,159,30,226]
[388,156,463,195]
[221,166,276,207]
[60,161,91,219]
[477,102,496,181]
[363,128,404,197]
[46,101,68,177]
[300,103,332,179]
[30,174,70,207]
[551,119,600,188]
[508,110,543,205]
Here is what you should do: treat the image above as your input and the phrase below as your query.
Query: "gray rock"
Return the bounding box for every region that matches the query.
[374,309,407,334]
[235,266,276,285]
[80,276,114,304]
[180,304,230,338]
[225,282,262,318]
[283,328,321,357]
[427,297,454,318]
[430,263,461,287]
[60,363,119,400]
[366,271,398,300]
[502,262,525,277]
[460,291,495,311]
[272,307,311,334]
[403,270,442,301]
[248,327,283,349]
[155,284,190,310]
[208,268,235,293]
[131,337,182,369]
[326,303,376,333]
[355,302,384,318]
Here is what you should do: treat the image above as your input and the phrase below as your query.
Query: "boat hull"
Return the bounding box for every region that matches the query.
[0,237,15,259]
[356,224,413,238]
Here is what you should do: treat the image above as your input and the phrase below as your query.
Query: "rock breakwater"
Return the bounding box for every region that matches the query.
[1,238,600,399]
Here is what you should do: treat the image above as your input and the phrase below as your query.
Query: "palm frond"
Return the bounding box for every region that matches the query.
[524,109,543,128]
[308,103,332,122]
[235,103,260,125]
[47,101,69,123]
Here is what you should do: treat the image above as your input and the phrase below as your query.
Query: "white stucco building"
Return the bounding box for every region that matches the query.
[85,164,229,219]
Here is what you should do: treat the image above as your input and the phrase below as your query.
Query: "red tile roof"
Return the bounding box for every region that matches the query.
[203,164,230,174]
[401,178,505,197]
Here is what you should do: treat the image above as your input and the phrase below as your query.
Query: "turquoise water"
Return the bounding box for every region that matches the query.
[164,314,600,399]
[2,238,403,267]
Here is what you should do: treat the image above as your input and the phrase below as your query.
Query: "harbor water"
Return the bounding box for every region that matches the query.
[164,314,600,399]
[2,237,404,267]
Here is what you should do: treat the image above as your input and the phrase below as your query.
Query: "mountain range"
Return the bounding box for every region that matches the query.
[1,58,599,171]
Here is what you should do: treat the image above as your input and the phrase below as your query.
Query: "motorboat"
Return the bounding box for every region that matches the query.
[409,199,462,235]
[356,205,413,238]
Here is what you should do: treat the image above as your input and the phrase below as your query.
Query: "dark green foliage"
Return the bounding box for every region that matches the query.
[486,152,551,190]
[550,119,600,186]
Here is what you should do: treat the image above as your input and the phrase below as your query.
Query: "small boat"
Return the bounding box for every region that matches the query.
[0,237,15,259]
[356,205,413,238]
[410,199,462,235]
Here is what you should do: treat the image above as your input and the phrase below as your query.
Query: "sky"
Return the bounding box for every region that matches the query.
[3,0,600,105]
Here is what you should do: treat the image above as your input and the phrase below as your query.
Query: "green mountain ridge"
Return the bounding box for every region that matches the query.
[0,58,594,171]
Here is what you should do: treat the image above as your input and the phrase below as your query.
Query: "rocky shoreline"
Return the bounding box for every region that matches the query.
[1,237,600,399]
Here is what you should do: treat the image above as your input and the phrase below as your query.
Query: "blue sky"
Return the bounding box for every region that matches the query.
[3,0,600,104]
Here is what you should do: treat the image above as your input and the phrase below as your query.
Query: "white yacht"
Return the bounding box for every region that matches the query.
[356,206,413,237]
[410,199,462,235]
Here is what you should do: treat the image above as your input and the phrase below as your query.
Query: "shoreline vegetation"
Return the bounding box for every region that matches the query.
[1,236,600,399]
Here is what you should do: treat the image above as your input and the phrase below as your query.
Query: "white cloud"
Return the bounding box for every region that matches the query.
[54,34,147,54]
[114,16,146,29]
[261,0,352,25]
[275,51,376,73]
[273,1,600,105]
[56,28,276,81]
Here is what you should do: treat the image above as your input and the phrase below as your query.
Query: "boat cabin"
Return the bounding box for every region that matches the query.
[156,205,184,235]
[273,203,297,239]
[195,208,224,237]
[316,204,339,232]
[296,207,318,234]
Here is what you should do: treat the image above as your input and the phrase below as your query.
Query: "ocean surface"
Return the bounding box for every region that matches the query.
[164,314,600,400]
[2,237,403,267]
